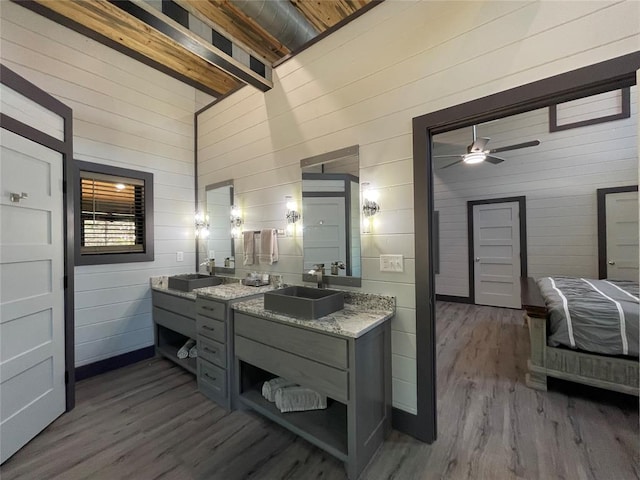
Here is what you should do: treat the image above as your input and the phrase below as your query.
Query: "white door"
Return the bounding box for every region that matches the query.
[302,197,347,274]
[605,191,639,281]
[473,201,522,308]
[0,128,66,463]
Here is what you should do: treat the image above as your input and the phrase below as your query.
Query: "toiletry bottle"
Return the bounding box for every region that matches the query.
[224,257,230,268]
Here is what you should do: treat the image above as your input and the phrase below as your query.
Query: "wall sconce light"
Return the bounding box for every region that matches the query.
[230,205,243,238]
[285,195,300,235]
[361,182,380,234]
[195,210,209,238]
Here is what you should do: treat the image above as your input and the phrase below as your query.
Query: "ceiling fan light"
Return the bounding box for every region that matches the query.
[463,152,486,164]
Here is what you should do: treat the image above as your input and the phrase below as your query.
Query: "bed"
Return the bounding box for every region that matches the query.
[521,276,639,396]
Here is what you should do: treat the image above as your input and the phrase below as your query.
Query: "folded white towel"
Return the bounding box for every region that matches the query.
[188,345,197,358]
[258,229,278,265]
[177,339,195,359]
[243,231,255,266]
[262,377,297,402]
[275,385,327,413]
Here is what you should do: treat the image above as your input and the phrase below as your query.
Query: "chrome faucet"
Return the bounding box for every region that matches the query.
[310,263,326,288]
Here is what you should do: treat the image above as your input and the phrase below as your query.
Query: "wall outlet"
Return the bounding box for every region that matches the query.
[176,251,184,262]
[380,254,404,272]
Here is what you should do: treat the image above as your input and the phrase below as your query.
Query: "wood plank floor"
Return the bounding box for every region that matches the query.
[2,302,638,479]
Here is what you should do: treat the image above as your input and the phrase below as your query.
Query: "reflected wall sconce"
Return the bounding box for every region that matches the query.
[285,195,301,235]
[230,205,243,238]
[195,210,209,238]
[361,182,380,234]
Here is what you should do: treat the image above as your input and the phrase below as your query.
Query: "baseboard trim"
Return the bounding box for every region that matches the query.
[436,294,472,304]
[392,407,435,443]
[75,346,155,381]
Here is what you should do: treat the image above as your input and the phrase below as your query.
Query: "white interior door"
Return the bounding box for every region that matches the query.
[0,128,66,463]
[473,201,522,308]
[302,197,347,273]
[605,191,639,281]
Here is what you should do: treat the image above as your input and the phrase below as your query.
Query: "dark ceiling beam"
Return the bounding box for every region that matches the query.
[182,0,289,63]
[111,1,273,92]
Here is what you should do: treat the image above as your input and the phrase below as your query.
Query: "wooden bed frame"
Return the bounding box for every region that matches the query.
[521,277,639,396]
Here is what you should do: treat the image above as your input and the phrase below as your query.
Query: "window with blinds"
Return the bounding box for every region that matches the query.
[75,161,154,265]
[80,174,144,254]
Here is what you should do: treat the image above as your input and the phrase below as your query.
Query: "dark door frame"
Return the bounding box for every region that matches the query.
[411,51,639,443]
[468,196,527,304]
[0,64,76,410]
[597,185,639,279]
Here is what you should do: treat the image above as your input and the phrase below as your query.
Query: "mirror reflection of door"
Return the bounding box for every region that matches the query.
[302,174,360,277]
[303,196,347,275]
[204,181,234,270]
[300,145,361,282]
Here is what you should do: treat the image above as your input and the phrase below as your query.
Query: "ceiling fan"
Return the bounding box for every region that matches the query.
[436,125,540,169]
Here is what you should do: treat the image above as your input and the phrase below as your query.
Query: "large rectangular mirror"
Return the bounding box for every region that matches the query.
[301,145,361,287]
[204,179,234,274]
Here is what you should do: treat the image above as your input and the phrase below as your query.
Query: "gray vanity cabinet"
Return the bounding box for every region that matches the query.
[152,290,197,374]
[196,296,234,409]
[233,312,392,480]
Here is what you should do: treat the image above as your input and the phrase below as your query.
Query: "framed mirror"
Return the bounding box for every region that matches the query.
[204,179,235,274]
[301,145,361,287]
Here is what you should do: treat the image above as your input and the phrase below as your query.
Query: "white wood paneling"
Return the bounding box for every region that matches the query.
[197,1,639,413]
[1,1,202,367]
[435,87,637,298]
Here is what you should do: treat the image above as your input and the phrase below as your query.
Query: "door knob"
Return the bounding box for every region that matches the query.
[475,257,480,262]
[608,260,616,265]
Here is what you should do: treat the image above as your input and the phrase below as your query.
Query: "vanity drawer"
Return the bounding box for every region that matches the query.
[198,359,227,399]
[196,315,225,343]
[235,335,348,403]
[196,297,225,321]
[153,307,196,339]
[198,336,226,368]
[235,313,348,370]
[153,291,195,318]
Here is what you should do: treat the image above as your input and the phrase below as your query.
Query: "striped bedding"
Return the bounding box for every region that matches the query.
[536,277,639,357]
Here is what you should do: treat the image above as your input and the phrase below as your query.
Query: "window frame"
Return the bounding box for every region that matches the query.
[74,160,154,265]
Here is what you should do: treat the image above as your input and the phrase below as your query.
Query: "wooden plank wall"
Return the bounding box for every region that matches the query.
[434,88,638,298]
[197,1,639,414]
[0,1,213,367]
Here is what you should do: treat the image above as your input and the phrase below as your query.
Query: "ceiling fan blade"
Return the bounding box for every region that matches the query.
[441,159,464,169]
[434,154,465,158]
[469,137,490,152]
[485,155,505,164]
[489,140,540,154]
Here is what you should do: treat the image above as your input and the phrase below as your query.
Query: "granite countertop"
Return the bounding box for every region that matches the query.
[232,292,395,339]
[150,276,274,301]
[195,282,275,301]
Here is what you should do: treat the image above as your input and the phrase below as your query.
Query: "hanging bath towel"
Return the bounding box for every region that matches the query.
[243,230,255,265]
[259,228,278,265]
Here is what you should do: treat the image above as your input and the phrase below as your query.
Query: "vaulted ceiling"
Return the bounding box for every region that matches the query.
[16,0,378,98]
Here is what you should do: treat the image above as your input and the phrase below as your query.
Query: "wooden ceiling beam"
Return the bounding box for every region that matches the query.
[16,0,248,96]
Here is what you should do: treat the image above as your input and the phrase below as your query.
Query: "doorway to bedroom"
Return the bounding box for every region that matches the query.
[410,55,639,477]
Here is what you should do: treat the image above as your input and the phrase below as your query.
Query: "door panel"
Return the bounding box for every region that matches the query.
[473,202,522,308]
[605,191,639,281]
[303,197,347,273]
[0,129,65,463]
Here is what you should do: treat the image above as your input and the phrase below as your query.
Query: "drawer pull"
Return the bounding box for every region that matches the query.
[204,373,217,381]
[204,347,217,354]
[203,325,215,331]
[202,306,216,311]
